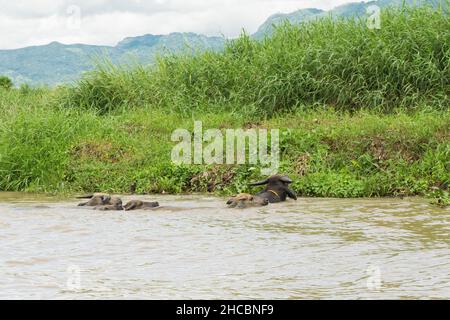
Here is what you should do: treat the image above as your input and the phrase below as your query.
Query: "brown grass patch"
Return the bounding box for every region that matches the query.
[189,165,236,192]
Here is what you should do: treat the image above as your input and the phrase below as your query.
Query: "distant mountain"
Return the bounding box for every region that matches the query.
[0,42,114,86]
[115,32,225,64]
[0,0,443,86]
[0,33,225,86]
[253,0,442,38]
[253,8,325,39]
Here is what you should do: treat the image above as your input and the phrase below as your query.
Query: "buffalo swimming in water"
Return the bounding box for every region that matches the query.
[77,194,160,211]
[123,200,160,211]
[226,193,269,208]
[227,175,297,208]
[250,174,297,203]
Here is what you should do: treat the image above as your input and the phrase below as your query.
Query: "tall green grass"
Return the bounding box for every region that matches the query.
[61,6,449,115]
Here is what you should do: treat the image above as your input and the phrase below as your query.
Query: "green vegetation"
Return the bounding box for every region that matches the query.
[61,7,449,115]
[0,76,13,90]
[1,89,448,200]
[428,187,450,207]
[0,7,448,204]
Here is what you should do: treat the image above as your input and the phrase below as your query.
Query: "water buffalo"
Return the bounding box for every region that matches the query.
[227,193,269,208]
[123,200,160,211]
[250,174,297,203]
[93,197,124,211]
[77,194,113,207]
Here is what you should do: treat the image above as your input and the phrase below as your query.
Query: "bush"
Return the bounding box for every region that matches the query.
[19,83,32,95]
[0,76,13,90]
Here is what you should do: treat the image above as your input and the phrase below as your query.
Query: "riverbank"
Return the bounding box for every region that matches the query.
[0,7,448,204]
[0,88,448,203]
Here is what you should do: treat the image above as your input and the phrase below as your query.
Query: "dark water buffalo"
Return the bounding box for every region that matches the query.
[77,194,112,207]
[123,200,160,211]
[227,175,297,208]
[94,197,124,211]
[250,174,297,203]
[77,194,123,210]
[77,194,159,211]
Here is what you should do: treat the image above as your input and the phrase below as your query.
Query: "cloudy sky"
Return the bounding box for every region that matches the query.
[0,0,353,49]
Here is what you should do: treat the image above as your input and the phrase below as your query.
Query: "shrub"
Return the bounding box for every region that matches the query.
[0,76,13,90]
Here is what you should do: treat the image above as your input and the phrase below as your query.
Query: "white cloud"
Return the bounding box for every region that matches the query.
[0,0,352,49]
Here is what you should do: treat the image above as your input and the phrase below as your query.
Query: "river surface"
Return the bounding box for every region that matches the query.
[0,192,449,300]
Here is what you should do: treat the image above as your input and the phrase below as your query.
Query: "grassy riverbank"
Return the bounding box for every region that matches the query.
[0,6,448,204]
[1,88,448,200]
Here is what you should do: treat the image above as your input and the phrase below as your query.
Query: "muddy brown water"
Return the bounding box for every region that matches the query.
[0,192,449,299]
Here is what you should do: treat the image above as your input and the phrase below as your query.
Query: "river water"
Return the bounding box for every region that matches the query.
[0,192,449,300]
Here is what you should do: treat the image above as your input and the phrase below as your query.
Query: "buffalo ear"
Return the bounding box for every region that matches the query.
[285,187,298,200]
[250,178,269,186]
[280,176,293,184]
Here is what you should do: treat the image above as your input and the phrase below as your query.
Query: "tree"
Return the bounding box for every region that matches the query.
[0,76,13,90]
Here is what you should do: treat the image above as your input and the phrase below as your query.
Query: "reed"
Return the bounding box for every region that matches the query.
[60,6,449,116]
